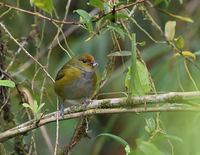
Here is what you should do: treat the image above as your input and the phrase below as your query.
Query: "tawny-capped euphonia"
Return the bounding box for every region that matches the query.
[54,54,98,103]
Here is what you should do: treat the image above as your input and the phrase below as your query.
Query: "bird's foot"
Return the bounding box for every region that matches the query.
[81,98,92,105]
[59,104,65,117]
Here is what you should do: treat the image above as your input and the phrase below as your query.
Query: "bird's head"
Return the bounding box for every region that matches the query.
[78,54,98,68]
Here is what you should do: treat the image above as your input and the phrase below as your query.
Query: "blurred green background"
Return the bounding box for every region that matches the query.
[1,0,200,154]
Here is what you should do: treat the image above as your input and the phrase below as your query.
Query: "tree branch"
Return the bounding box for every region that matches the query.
[0,91,200,143]
[0,0,144,25]
[0,2,78,25]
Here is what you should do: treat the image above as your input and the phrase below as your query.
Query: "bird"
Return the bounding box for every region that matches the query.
[54,53,98,105]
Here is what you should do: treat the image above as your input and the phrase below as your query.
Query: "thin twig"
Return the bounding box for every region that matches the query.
[0,22,55,82]
[0,2,78,25]
[54,98,60,155]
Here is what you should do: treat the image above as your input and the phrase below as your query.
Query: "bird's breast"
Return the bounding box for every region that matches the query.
[55,70,96,100]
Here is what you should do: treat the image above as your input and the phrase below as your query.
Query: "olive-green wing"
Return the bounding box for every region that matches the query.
[55,64,82,83]
[55,64,69,81]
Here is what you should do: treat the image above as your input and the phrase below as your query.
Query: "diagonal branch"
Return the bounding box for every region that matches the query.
[0,91,200,143]
[0,22,55,82]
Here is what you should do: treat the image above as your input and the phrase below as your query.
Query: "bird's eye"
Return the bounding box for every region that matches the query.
[81,59,87,63]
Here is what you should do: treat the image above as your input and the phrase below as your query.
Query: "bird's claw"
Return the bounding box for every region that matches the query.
[59,104,65,118]
[81,98,92,105]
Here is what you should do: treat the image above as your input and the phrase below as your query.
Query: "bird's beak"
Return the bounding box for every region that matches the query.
[92,61,98,67]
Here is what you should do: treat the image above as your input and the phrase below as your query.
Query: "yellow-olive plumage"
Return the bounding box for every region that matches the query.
[54,54,97,101]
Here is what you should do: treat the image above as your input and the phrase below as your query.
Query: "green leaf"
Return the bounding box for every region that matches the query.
[125,34,151,96]
[97,133,131,155]
[172,14,193,23]
[22,100,44,120]
[107,51,131,57]
[89,0,104,10]
[0,80,15,88]
[163,134,183,143]
[160,9,193,23]
[125,145,131,155]
[30,0,53,14]
[32,100,39,112]
[130,140,165,155]
[174,51,196,60]
[37,103,45,112]
[125,60,152,95]
[22,103,31,108]
[107,24,125,39]
[22,103,35,112]
[137,41,146,47]
[138,141,164,155]
[174,36,184,49]
[74,9,93,33]
[164,21,176,41]
[74,9,92,22]
[127,33,137,96]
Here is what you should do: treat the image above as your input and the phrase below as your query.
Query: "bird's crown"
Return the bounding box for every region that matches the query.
[78,54,98,67]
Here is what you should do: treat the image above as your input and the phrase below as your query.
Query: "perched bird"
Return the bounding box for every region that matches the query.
[54,54,98,104]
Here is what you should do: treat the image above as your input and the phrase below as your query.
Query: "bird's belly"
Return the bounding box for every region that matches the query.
[61,73,95,99]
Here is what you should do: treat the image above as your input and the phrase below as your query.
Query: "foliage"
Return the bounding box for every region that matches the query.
[22,101,45,120]
[0,80,15,88]
[1,0,200,154]
[30,0,53,14]
[164,21,176,41]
